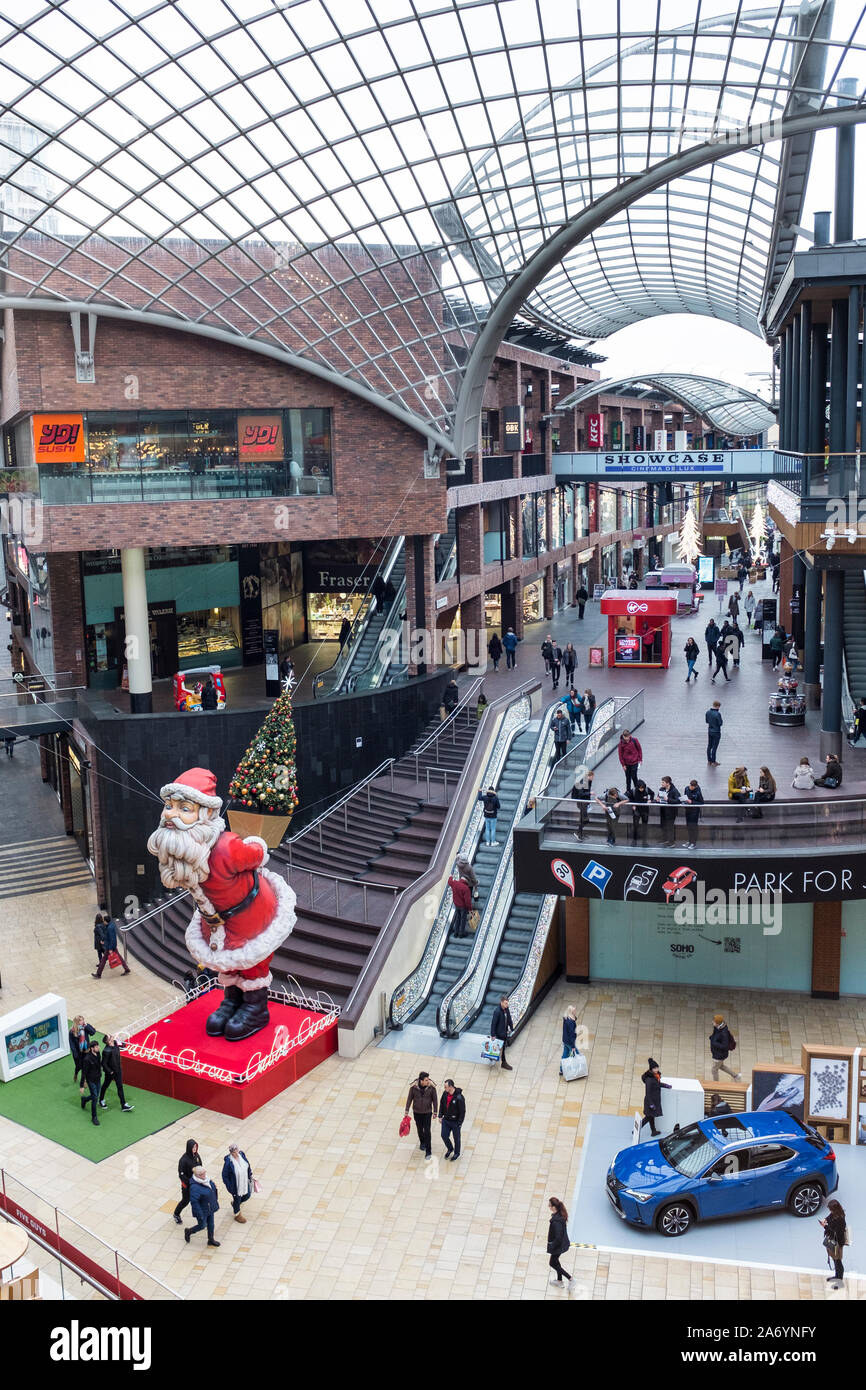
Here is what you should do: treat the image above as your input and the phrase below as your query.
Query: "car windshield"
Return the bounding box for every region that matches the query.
[659,1123,719,1177]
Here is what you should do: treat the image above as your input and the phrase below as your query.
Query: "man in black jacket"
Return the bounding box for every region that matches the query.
[704,618,720,669]
[79,1039,103,1126]
[709,1013,741,1082]
[99,1034,134,1112]
[439,1079,466,1160]
[93,909,107,964]
[174,1139,201,1224]
[491,996,514,1071]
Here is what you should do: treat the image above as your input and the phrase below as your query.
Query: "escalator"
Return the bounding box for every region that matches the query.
[844,571,866,702]
[411,727,536,1025]
[314,537,404,697]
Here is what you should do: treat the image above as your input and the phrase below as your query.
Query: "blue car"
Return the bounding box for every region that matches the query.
[606,1111,837,1236]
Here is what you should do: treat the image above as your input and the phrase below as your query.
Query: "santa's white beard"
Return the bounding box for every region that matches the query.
[147,814,225,890]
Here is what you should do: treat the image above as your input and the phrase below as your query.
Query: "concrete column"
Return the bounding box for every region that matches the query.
[120,547,152,714]
[829,298,848,460]
[779,329,790,450]
[459,592,485,668]
[405,534,436,676]
[797,302,811,452]
[811,901,841,1000]
[803,563,822,708]
[820,568,844,758]
[564,896,590,982]
[808,322,828,493]
[790,315,801,453]
[543,564,555,620]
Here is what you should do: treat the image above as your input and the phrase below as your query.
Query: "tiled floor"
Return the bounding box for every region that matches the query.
[1,867,864,1301]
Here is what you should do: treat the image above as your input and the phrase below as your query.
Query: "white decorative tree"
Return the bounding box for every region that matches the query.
[676,504,703,564]
[749,497,766,556]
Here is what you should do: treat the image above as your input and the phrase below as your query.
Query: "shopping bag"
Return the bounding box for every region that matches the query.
[439,704,448,721]
[481,1037,502,1062]
[253,1179,262,1194]
[467,908,481,932]
[107,949,124,970]
[562,1050,588,1082]
[399,1114,411,1138]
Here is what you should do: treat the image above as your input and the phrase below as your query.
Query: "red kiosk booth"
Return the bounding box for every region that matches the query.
[600,590,677,669]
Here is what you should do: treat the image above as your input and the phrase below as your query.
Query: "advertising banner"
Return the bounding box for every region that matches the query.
[238,412,284,462]
[514,828,866,905]
[611,420,623,451]
[587,413,603,448]
[32,414,86,465]
[632,424,645,449]
[502,405,524,452]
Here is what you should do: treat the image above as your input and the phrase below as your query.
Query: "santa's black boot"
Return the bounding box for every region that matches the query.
[205,985,243,1036]
[224,987,270,1041]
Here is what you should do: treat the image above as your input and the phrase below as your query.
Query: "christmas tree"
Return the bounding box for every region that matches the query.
[229,689,300,816]
[750,497,766,556]
[676,504,703,564]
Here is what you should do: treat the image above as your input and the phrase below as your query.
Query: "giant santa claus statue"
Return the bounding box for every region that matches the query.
[147,767,296,1041]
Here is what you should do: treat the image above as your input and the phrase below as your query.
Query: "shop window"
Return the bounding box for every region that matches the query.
[575,484,588,537]
[551,489,561,550]
[562,486,575,545]
[87,413,141,472]
[523,578,543,623]
[286,407,332,495]
[599,488,617,533]
[536,494,547,553]
[521,496,537,557]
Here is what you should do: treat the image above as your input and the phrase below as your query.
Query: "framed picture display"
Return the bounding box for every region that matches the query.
[801,1044,857,1143]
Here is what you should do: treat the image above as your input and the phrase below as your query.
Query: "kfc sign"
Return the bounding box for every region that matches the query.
[33,414,85,464]
[587,413,603,449]
[626,600,648,613]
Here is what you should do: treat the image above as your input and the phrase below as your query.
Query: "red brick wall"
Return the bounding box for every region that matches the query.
[48,552,87,685]
[6,311,447,551]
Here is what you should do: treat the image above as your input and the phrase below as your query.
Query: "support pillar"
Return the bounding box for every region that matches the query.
[803,563,822,708]
[820,568,844,758]
[120,547,152,714]
[563,896,589,982]
[543,564,555,621]
[459,592,484,668]
[797,302,811,451]
[405,534,436,676]
[808,322,827,494]
[790,550,805,650]
[811,901,841,1000]
[829,298,848,464]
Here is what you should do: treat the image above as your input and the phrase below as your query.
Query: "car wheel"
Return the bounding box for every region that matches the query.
[789,1182,823,1217]
[657,1203,693,1236]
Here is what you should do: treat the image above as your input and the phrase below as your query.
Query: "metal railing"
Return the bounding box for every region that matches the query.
[284,758,397,861]
[0,1167,183,1300]
[437,700,559,1037]
[388,686,533,1030]
[534,689,645,816]
[406,675,484,779]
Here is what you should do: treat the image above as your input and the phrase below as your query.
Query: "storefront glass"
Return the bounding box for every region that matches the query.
[483,502,510,563]
[523,578,543,623]
[177,608,241,668]
[575,483,588,538]
[484,591,501,635]
[550,489,561,550]
[562,486,575,545]
[536,494,547,553]
[521,496,537,557]
[599,488,617,533]
[307,591,363,642]
[601,543,618,585]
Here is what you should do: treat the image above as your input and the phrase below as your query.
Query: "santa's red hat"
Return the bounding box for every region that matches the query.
[159,767,222,811]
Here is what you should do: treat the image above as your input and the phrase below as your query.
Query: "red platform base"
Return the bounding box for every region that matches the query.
[122,992,338,1118]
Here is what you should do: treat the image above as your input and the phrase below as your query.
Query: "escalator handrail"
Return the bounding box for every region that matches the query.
[387,687,534,1030]
[317,536,404,691]
[437,701,560,1037]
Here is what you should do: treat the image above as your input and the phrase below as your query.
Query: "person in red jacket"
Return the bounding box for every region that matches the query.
[617,730,643,796]
[447,870,473,938]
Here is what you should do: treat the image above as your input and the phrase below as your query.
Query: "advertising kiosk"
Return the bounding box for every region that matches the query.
[600,590,677,669]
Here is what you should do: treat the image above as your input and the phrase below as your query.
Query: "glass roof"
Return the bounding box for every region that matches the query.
[555,373,777,437]
[0,0,862,453]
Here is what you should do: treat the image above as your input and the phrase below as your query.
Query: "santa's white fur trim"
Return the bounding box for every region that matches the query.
[217,972,273,992]
[185,868,296,973]
[243,835,270,866]
[160,780,223,811]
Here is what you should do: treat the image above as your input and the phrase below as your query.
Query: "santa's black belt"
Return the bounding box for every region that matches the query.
[201,871,260,930]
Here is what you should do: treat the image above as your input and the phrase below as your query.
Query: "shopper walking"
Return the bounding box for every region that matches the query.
[69,1015,96,1085]
[478,785,501,845]
[820,1199,849,1287]
[571,766,594,840]
[173,1139,200,1223]
[93,909,108,964]
[563,687,583,734]
[438,1079,465,1161]
[658,776,681,847]
[725,623,743,669]
[640,1058,671,1137]
[404,1072,438,1158]
[549,642,563,690]
[447,869,472,938]
[849,697,866,745]
[705,700,723,764]
[630,777,654,846]
[92,911,130,978]
[704,617,720,669]
[727,592,740,623]
[455,855,480,901]
[684,637,699,681]
[491,996,514,1071]
[617,730,643,796]
[576,584,588,619]
[709,1013,741,1081]
[712,640,730,683]
[79,1039,103,1126]
[744,590,756,627]
[550,706,570,763]
[682,779,703,849]
[546,1198,573,1288]
[488,633,503,672]
[560,1004,580,1076]
[186,1167,220,1247]
[737,563,748,594]
[541,635,554,673]
[98,1034,134,1112]
[371,572,385,613]
[338,617,352,651]
[442,678,459,716]
[563,643,577,684]
[221,1144,254,1222]
[503,627,518,668]
[769,627,785,670]
[582,688,596,731]
[383,577,396,613]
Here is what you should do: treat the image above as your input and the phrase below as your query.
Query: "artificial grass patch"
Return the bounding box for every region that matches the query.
[0,1048,197,1161]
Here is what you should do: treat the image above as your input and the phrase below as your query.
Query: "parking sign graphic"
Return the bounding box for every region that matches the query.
[581,860,612,898]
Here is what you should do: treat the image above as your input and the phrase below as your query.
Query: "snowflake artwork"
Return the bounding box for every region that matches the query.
[809,1059,849,1119]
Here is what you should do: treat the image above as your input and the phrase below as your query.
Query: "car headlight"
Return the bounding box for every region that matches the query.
[621,1187,652,1203]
